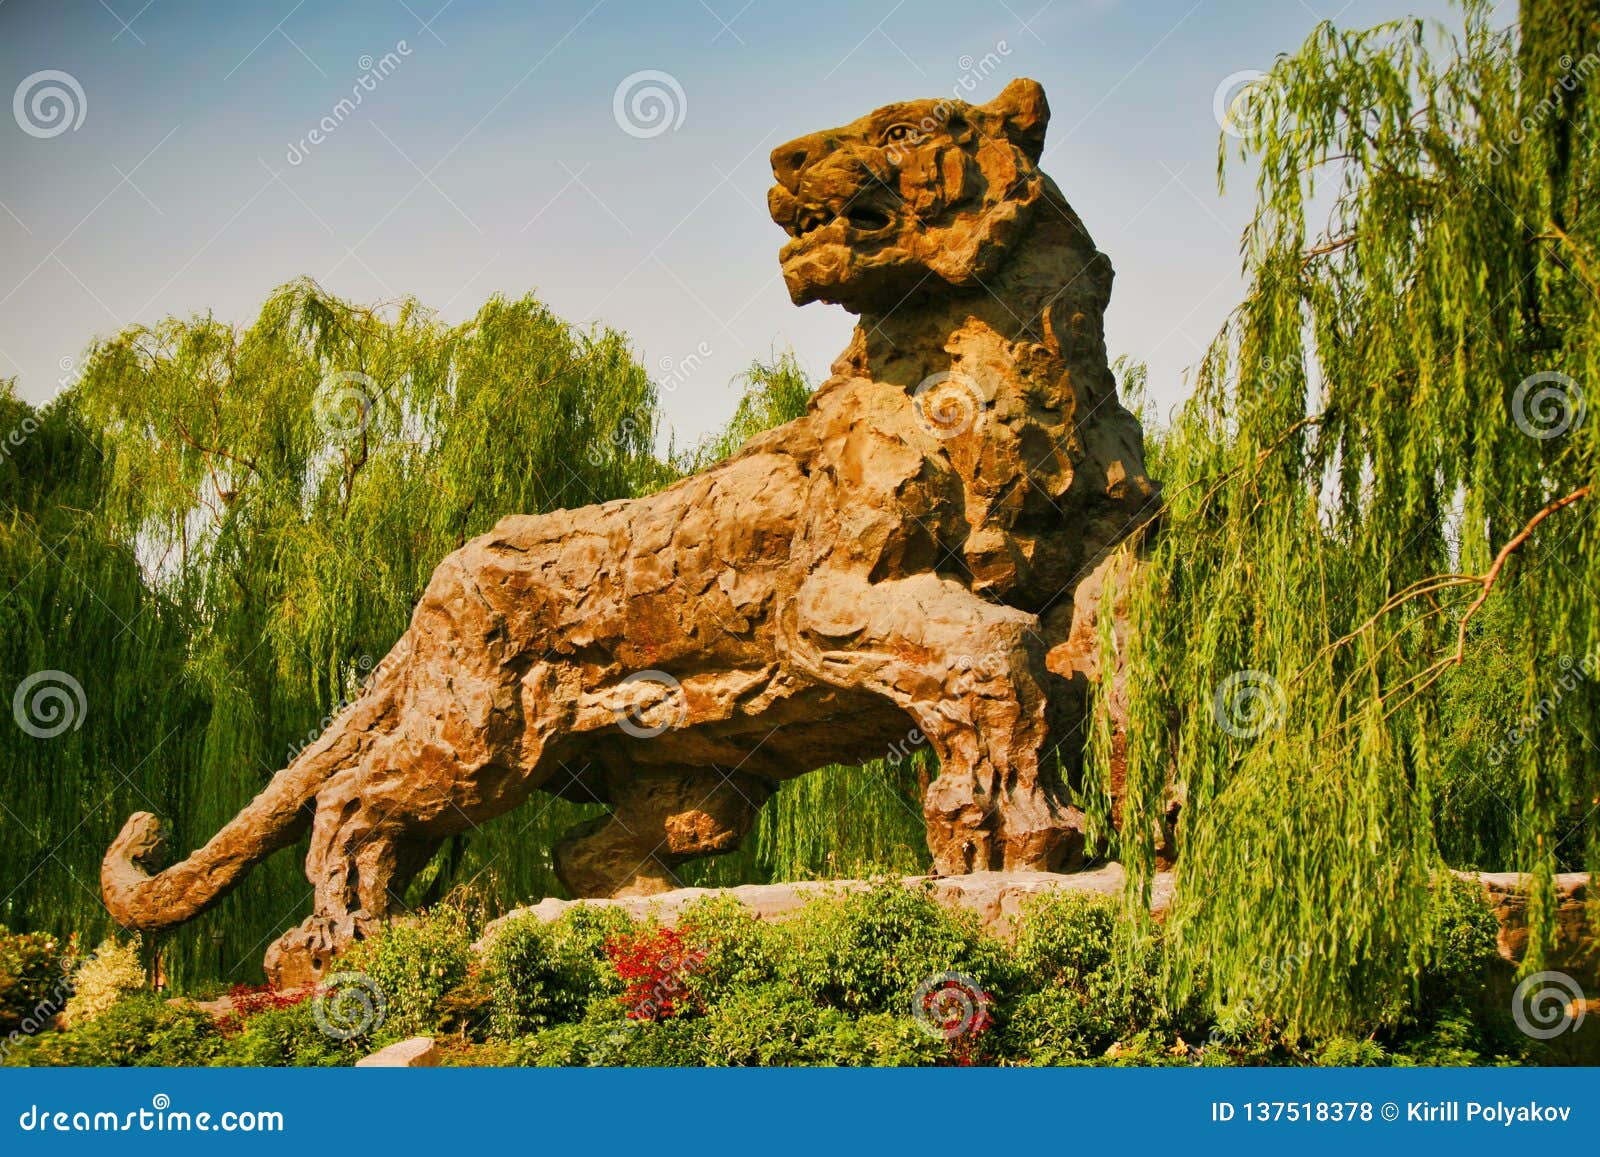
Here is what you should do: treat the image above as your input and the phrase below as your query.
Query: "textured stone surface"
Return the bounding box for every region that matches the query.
[354,1037,438,1068]
[1468,871,1594,983]
[102,78,1157,987]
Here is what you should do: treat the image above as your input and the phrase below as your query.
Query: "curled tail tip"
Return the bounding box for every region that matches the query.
[108,811,166,863]
[101,811,168,927]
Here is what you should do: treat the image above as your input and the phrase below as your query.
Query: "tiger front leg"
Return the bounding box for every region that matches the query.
[796,570,1086,875]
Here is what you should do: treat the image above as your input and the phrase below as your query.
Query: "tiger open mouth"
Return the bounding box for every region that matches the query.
[790,202,895,239]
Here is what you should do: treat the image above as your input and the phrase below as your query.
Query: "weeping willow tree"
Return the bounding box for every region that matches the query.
[0,281,666,987]
[0,383,206,960]
[1097,0,1600,1034]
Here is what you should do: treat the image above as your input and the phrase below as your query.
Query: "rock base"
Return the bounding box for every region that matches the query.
[355,1037,439,1068]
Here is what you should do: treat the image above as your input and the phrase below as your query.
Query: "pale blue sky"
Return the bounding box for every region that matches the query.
[1,0,1473,443]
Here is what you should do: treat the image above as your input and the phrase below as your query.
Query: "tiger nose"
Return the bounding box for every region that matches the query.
[770,132,833,193]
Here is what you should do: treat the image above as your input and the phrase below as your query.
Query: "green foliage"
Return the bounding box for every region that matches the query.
[1010,893,1118,987]
[0,928,65,1035]
[339,905,475,1042]
[219,1000,359,1067]
[5,995,222,1067]
[998,894,1182,1064]
[699,985,942,1066]
[511,1005,713,1067]
[484,907,628,1038]
[1099,0,1600,1036]
[776,880,1016,1016]
[674,896,782,1006]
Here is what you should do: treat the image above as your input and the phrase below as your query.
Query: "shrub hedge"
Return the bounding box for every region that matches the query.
[0,879,1551,1067]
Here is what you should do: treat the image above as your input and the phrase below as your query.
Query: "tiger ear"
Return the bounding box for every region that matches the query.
[982,78,1049,162]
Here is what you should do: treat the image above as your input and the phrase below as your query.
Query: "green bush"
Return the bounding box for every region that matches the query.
[995,893,1181,1065]
[1421,878,1502,1005]
[0,928,66,1036]
[1010,893,1118,987]
[512,1006,712,1067]
[1315,1036,1389,1066]
[485,907,630,1038]
[700,985,941,1066]
[338,905,475,1042]
[779,880,1015,1016]
[676,896,781,1007]
[998,987,1105,1065]
[6,995,222,1067]
[218,1000,362,1067]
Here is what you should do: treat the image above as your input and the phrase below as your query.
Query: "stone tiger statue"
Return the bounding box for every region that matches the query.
[103,78,1157,986]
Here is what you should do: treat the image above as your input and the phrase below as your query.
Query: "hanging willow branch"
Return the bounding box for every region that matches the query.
[1095,0,1600,1036]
